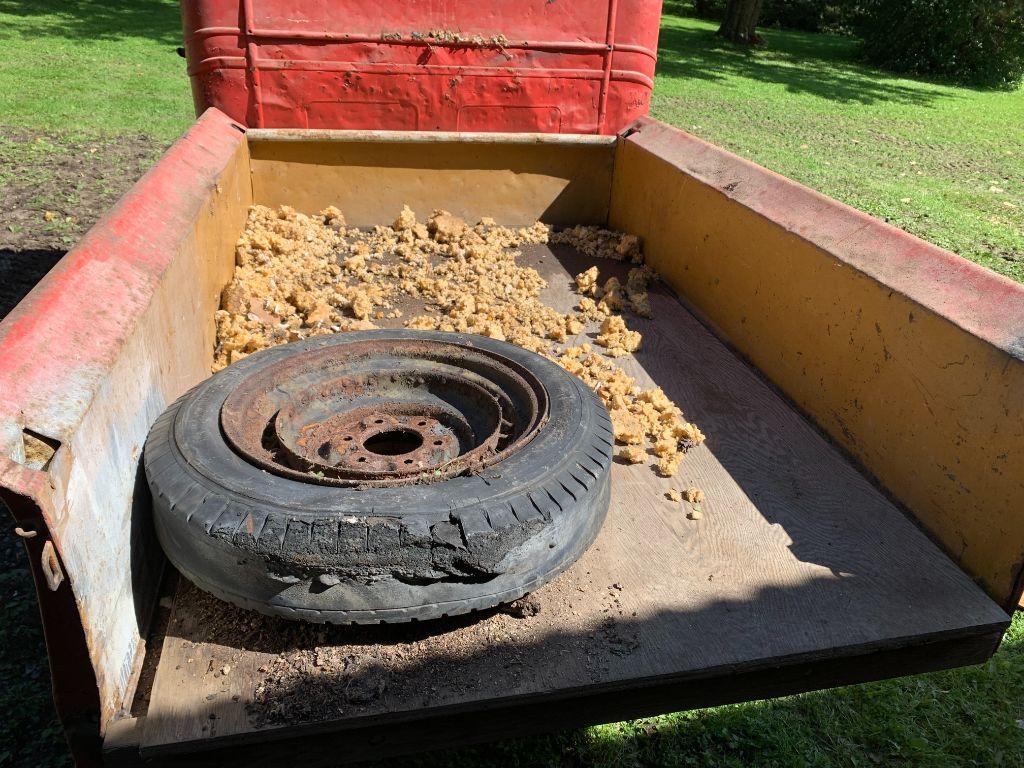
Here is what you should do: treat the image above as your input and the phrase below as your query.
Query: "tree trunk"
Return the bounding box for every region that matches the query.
[717,0,764,44]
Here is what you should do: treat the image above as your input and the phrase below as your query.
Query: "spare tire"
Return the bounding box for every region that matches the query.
[144,330,612,624]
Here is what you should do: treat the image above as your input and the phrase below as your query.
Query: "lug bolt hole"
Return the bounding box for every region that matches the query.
[363,429,424,456]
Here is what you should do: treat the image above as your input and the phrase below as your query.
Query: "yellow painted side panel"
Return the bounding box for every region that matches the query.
[248,138,614,226]
[610,136,1024,609]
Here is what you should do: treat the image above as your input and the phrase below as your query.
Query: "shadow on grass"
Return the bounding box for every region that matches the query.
[375,615,1022,767]
[656,16,947,106]
[0,0,182,45]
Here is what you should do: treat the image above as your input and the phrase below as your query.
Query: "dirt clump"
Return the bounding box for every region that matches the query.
[575,265,599,295]
[502,597,542,618]
[552,225,642,263]
[596,314,642,357]
[683,487,706,520]
[215,209,705,477]
[683,487,706,504]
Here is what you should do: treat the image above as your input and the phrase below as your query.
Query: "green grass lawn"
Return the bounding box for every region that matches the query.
[652,9,1024,283]
[411,619,1023,768]
[0,2,1022,767]
[0,0,192,142]
[1,3,1020,279]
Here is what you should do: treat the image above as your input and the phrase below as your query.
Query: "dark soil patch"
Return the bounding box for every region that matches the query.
[0,129,165,315]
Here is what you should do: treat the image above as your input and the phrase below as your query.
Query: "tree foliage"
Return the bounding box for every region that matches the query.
[855,0,1024,88]
[690,0,856,35]
[687,0,1024,88]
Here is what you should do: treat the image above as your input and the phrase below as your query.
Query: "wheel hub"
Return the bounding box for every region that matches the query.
[220,338,549,487]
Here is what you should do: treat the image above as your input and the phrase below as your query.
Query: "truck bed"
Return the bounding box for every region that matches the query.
[123,243,1008,765]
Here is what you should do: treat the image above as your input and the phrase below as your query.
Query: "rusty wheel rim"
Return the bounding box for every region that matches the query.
[220,338,549,487]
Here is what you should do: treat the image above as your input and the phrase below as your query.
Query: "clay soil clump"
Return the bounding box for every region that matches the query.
[215,206,705,477]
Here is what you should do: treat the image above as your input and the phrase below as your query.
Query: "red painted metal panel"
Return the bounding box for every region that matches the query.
[181,0,662,134]
[0,108,248,764]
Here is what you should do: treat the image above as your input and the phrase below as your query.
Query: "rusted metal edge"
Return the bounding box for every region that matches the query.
[246,128,617,145]
[0,467,102,766]
[623,117,1024,362]
[0,108,248,765]
[0,108,247,441]
[184,25,658,61]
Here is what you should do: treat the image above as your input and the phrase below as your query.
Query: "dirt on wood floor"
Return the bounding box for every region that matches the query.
[175,204,713,729]
[159,561,640,730]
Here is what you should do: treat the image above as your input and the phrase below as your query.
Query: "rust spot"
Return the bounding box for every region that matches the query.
[219,337,548,487]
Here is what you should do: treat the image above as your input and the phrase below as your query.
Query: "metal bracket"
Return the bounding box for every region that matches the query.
[41,540,65,591]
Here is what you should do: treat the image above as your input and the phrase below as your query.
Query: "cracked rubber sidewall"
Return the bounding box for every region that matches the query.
[144,331,614,623]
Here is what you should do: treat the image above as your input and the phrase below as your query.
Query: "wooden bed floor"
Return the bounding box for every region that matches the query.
[129,244,1009,765]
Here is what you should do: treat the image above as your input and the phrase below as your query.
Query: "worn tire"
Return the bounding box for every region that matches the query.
[144,330,612,623]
